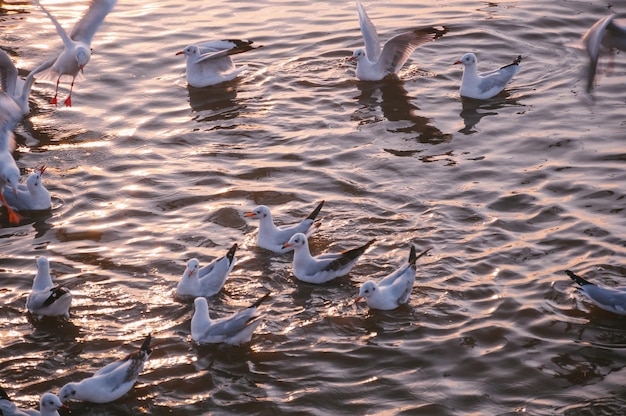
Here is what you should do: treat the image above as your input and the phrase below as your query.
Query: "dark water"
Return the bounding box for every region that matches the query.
[1,0,625,414]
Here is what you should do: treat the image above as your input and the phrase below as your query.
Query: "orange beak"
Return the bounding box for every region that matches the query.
[244,211,255,217]
[281,243,292,249]
[453,60,462,65]
[354,296,363,303]
[348,56,355,62]
[175,51,183,55]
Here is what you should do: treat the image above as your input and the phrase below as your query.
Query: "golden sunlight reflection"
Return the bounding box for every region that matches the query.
[39,140,110,152]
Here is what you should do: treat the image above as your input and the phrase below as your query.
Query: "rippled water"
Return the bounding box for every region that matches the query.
[1,0,625,414]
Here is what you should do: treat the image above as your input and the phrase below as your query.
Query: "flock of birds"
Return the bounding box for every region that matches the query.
[0,0,625,414]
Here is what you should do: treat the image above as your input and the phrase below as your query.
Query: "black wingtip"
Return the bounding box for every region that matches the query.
[42,286,71,307]
[225,39,263,55]
[565,270,594,287]
[418,25,448,40]
[0,386,11,401]
[501,55,523,69]
[250,292,271,308]
[140,333,152,353]
[364,239,376,250]
[306,200,325,221]
[409,246,433,265]
[226,243,238,261]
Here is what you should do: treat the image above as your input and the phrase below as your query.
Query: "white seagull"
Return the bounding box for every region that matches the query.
[454,53,522,99]
[0,388,65,416]
[176,39,262,88]
[566,270,626,315]
[31,0,117,107]
[582,14,626,93]
[282,233,376,284]
[0,121,22,224]
[26,256,72,319]
[0,48,53,117]
[356,246,432,310]
[348,1,447,81]
[245,200,324,254]
[177,243,238,298]
[3,166,51,212]
[59,334,153,403]
[191,293,270,345]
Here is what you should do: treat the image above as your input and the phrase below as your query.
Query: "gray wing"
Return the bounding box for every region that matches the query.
[0,49,17,96]
[582,15,626,92]
[377,27,446,74]
[322,239,375,272]
[31,0,73,48]
[583,285,626,314]
[357,1,381,60]
[201,309,258,339]
[70,0,117,45]
[583,15,615,92]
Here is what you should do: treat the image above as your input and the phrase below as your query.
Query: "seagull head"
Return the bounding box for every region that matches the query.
[245,205,270,220]
[27,167,44,189]
[75,45,91,71]
[282,232,307,250]
[356,281,377,303]
[40,393,66,412]
[185,258,200,278]
[58,383,78,403]
[454,52,477,67]
[176,45,199,57]
[349,49,366,62]
[2,168,20,195]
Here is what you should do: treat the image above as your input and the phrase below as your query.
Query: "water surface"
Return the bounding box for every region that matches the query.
[1,0,625,415]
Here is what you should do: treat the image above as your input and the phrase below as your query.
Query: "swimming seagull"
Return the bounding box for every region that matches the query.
[454,53,522,99]
[26,256,73,319]
[177,243,238,298]
[0,120,22,224]
[0,387,65,416]
[356,246,432,310]
[59,334,153,403]
[3,166,52,211]
[31,0,117,107]
[348,1,447,81]
[566,269,626,315]
[191,293,270,345]
[0,48,53,116]
[282,233,376,284]
[582,14,626,93]
[245,200,325,254]
[176,39,263,88]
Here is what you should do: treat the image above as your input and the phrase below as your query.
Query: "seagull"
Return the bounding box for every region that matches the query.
[356,246,432,310]
[0,48,53,116]
[245,200,324,254]
[282,233,376,284]
[566,270,626,315]
[0,388,65,416]
[454,53,522,99]
[191,293,270,345]
[176,39,262,88]
[348,1,447,81]
[177,243,238,298]
[26,256,72,319]
[3,166,51,212]
[59,334,153,403]
[31,0,117,107]
[582,14,626,93]
[0,122,22,224]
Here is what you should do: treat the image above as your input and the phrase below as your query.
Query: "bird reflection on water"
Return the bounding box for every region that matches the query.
[354,77,450,145]
[187,82,243,122]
